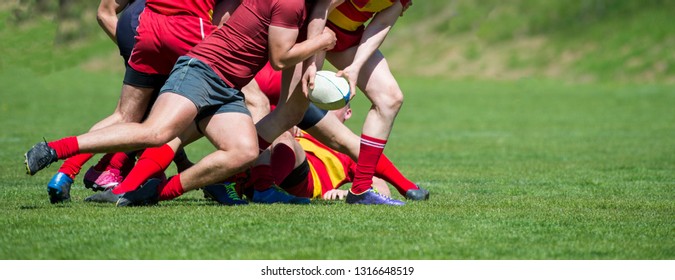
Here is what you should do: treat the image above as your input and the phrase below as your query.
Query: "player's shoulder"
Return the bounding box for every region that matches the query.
[270,0,305,9]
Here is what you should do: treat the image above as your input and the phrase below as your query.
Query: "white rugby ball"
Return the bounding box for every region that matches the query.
[309,70,352,110]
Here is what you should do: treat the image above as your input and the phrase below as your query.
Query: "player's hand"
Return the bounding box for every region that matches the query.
[320,27,336,51]
[302,63,317,97]
[323,189,348,200]
[336,66,358,99]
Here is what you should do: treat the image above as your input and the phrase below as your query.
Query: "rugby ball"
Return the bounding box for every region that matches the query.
[309,70,352,110]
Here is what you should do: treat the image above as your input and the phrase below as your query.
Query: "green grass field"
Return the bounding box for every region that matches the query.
[0,66,673,259]
[0,1,673,261]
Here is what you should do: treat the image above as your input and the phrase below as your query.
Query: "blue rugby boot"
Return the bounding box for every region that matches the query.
[405,185,430,201]
[346,188,405,206]
[25,141,58,175]
[203,182,248,206]
[47,172,72,204]
[116,178,161,207]
[253,185,310,204]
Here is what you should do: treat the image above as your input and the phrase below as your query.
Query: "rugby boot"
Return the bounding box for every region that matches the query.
[84,188,123,204]
[84,168,123,191]
[203,182,248,206]
[405,185,430,200]
[47,172,72,204]
[252,185,310,204]
[25,142,58,175]
[116,178,161,207]
[346,188,405,206]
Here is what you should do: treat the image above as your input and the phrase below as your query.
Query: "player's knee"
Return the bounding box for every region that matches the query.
[239,140,260,165]
[374,87,404,116]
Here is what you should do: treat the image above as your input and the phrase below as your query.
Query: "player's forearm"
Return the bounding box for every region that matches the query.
[280,40,329,69]
[304,0,342,66]
[270,32,334,70]
[307,0,341,39]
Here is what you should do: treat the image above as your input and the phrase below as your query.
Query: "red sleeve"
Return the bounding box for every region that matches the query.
[337,153,356,182]
[270,0,306,29]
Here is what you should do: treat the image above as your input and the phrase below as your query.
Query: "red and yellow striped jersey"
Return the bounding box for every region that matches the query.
[328,0,406,31]
[296,133,356,198]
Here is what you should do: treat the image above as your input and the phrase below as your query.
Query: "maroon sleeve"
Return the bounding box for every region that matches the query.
[270,0,306,29]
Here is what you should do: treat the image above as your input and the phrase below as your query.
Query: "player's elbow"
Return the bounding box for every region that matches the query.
[269,60,286,71]
[96,9,111,26]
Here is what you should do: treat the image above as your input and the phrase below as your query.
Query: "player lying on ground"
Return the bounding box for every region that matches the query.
[229,62,427,204]
[236,104,401,202]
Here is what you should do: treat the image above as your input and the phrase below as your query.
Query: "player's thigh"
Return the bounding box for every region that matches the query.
[143,92,199,143]
[199,112,258,154]
[326,49,400,103]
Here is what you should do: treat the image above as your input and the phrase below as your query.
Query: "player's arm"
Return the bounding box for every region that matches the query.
[336,0,404,94]
[212,0,242,27]
[97,0,129,43]
[268,25,336,71]
[301,0,344,94]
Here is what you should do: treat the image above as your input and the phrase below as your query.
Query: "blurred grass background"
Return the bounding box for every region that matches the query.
[2,0,673,83]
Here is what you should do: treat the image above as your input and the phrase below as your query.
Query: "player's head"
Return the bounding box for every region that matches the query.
[329,103,352,123]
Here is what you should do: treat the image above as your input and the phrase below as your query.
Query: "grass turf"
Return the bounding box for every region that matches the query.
[0,66,672,259]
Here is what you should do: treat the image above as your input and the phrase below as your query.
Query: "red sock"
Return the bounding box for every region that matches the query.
[57,153,94,179]
[158,175,184,201]
[250,164,274,191]
[351,134,387,194]
[119,151,139,177]
[107,152,130,170]
[375,154,417,196]
[270,143,296,184]
[48,137,79,159]
[112,144,174,195]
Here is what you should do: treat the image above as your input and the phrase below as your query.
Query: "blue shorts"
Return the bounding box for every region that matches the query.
[160,56,250,122]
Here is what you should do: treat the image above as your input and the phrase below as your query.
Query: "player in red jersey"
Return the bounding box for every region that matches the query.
[24,0,337,206]
[43,0,223,204]
[253,0,416,205]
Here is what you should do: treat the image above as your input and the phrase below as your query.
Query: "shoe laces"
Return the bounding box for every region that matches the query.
[224,182,242,201]
[37,138,55,169]
[370,187,397,201]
